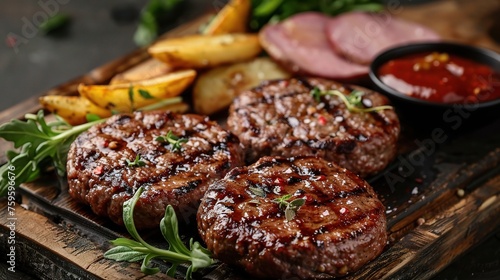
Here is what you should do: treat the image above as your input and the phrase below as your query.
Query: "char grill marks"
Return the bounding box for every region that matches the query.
[197,156,387,279]
[227,77,400,177]
[66,111,244,229]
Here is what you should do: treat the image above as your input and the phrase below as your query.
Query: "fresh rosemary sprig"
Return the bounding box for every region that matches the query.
[0,111,106,197]
[310,87,393,113]
[156,130,188,152]
[104,186,213,279]
[273,194,305,221]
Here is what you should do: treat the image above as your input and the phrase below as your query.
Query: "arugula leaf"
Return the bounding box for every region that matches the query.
[104,246,148,262]
[250,0,384,31]
[104,186,214,279]
[134,0,185,46]
[0,95,185,197]
[40,14,71,34]
[0,111,106,197]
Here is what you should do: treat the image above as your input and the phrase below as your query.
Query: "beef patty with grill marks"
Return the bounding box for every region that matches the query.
[197,156,387,279]
[67,111,244,229]
[227,77,400,177]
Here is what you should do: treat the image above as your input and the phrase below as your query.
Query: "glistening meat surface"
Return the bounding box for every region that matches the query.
[227,78,400,177]
[197,156,388,279]
[66,111,244,229]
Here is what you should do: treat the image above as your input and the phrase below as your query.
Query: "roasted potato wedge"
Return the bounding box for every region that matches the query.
[148,33,262,69]
[39,95,112,125]
[139,101,190,113]
[193,57,291,115]
[109,58,173,84]
[203,0,251,35]
[79,70,196,113]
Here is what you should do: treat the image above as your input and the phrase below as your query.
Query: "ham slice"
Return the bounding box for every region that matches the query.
[259,12,369,80]
[326,12,440,65]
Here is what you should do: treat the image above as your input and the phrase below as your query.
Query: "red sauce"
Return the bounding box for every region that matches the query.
[378,52,500,104]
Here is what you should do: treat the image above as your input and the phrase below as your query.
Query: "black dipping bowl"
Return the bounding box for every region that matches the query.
[369,42,500,111]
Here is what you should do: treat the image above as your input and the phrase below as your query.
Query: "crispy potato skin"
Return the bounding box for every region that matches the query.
[78,70,196,113]
[148,33,262,69]
[193,57,290,115]
[203,0,251,35]
[39,96,112,125]
[109,59,173,85]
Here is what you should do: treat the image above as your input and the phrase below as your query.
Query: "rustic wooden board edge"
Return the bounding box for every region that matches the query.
[350,173,500,280]
[1,1,500,279]
[0,200,169,280]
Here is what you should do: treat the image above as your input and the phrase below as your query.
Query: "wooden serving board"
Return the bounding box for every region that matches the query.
[1,1,500,279]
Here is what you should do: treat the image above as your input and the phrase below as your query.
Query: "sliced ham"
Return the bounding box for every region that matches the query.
[326,12,440,65]
[259,12,369,80]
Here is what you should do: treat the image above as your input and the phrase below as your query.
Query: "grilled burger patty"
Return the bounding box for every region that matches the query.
[67,111,244,229]
[197,156,387,279]
[227,78,400,177]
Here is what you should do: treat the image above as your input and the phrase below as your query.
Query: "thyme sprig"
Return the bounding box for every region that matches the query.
[156,130,188,152]
[104,186,213,279]
[126,154,147,167]
[273,194,306,221]
[310,87,393,113]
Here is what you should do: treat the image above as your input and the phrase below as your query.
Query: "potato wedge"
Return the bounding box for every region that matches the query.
[140,102,190,113]
[148,33,262,69]
[39,95,112,125]
[79,70,196,113]
[193,57,291,115]
[203,0,251,35]
[109,58,173,85]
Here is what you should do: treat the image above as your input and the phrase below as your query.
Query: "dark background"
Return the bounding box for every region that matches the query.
[0,0,499,279]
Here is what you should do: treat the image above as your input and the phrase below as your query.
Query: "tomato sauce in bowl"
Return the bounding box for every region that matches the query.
[378,52,500,104]
[370,42,500,109]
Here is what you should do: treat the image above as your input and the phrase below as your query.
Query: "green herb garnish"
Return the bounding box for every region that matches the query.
[250,0,384,31]
[134,0,185,46]
[0,95,184,198]
[85,113,102,122]
[40,14,71,34]
[249,186,266,197]
[156,130,188,152]
[128,87,155,112]
[273,194,305,221]
[126,154,147,167]
[0,110,106,197]
[104,186,213,279]
[310,87,393,113]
